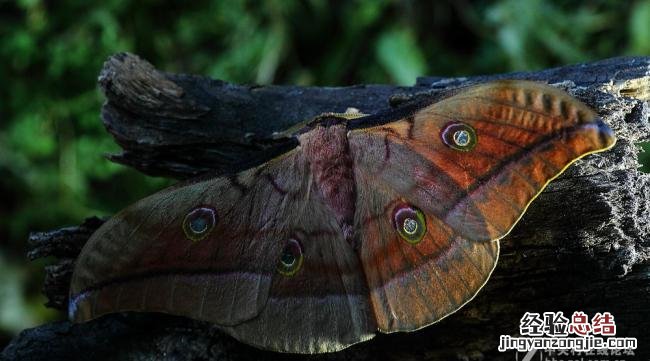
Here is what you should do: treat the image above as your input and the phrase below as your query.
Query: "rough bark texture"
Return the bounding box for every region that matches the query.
[3,53,649,361]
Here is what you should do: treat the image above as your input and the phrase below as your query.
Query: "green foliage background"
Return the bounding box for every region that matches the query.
[1,0,649,346]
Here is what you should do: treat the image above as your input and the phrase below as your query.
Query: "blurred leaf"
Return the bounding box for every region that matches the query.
[376,28,426,85]
[8,113,55,158]
[256,23,286,84]
[486,0,614,70]
[639,142,650,173]
[630,0,650,55]
[0,252,57,334]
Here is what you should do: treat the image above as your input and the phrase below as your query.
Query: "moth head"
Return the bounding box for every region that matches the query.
[441,122,477,151]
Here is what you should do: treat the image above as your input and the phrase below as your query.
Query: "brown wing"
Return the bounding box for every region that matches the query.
[353,178,499,332]
[69,149,374,353]
[348,80,615,331]
[222,210,375,353]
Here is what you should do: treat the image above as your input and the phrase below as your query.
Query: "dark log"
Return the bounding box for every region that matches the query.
[3,53,649,361]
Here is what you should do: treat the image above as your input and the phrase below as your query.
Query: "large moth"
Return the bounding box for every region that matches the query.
[69,81,616,353]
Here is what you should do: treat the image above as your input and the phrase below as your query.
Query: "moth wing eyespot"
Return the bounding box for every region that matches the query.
[277,238,304,276]
[393,204,427,244]
[441,122,477,151]
[403,218,419,235]
[189,218,208,233]
[182,206,217,242]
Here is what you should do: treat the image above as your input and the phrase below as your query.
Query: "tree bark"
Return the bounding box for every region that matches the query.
[3,53,649,361]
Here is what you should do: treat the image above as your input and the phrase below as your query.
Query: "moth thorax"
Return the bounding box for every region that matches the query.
[299,124,356,234]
